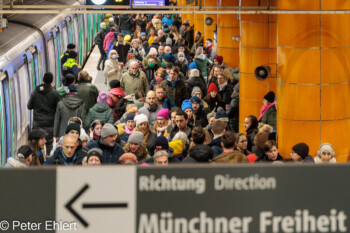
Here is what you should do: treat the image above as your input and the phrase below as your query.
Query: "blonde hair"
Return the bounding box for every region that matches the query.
[258,123,273,134]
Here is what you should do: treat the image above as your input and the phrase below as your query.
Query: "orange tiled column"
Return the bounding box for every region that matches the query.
[277,1,350,161]
[204,0,217,42]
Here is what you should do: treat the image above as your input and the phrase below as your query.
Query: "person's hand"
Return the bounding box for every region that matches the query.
[114,67,119,72]
[124,95,132,99]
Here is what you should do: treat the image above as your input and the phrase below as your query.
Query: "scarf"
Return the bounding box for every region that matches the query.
[107,87,126,108]
[136,125,151,146]
[218,82,227,91]
[125,125,135,135]
[148,104,158,112]
[258,102,275,121]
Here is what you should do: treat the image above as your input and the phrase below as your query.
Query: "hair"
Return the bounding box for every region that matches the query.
[155,68,167,78]
[264,140,278,153]
[135,91,145,100]
[176,110,188,120]
[192,127,206,145]
[170,66,180,74]
[254,132,269,149]
[118,33,124,37]
[153,150,169,163]
[258,123,273,134]
[91,120,104,130]
[235,133,246,144]
[153,85,163,92]
[110,27,117,32]
[123,143,148,160]
[214,65,224,71]
[212,120,227,135]
[196,31,202,37]
[27,140,41,165]
[218,73,227,81]
[221,131,236,149]
[246,115,258,130]
[78,70,90,82]
[68,117,82,126]
[207,112,215,122]
[129,60,139,68]
[206,38,213,43]
[172,132,189,145]
[126,103,138,112]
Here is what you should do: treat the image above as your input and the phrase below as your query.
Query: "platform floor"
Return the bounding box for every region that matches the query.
[84,46,108,93]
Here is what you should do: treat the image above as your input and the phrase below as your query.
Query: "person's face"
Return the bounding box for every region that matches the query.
[132,41,139,48]
[158,30,164,37]
[158,46,164,54]
[214,67,222,77]
[157,117,166,127]
[150,30,155,36]
[266,146,278,161]
[193,91,202,99]
[67,130,80,140]
[138,97,145,103]
[195,32,200,39]
[38,137,47,149]
[192,102,200,112]
[176,115,187,130]
[210,91,217,98]
[87,156,101,166]
[171,112,177,126]
[126,120,136,130]
[62,137,78,158]
[291,151,302,161]
[214,59,219,65]
[118,36,124,43]
[102,134,117,147]
[94,124,103,136]
[167,14,171,19]
[155,88,164,100]
[178,47,185,53]
[129,64,139,74]
[164,46,171,54]
[209,117,215,125]
[130,143,141,153]
[155,155,168,165]
[146,92,157,107]
[169,71,178,82]
[141,35,146,40]
[237,135,248,151]
[217,75,226,85]
[205,40,211,48]
[181,25,187,31]
[244,117,252,131]
[263,99,269,106]
[148,58,155,66]
[138,122,148,132]
[25,155,33,165]
[184,108,193,119]
[321,150,332,163]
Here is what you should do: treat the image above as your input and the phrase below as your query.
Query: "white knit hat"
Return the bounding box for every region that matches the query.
[190,69,200,78]
[135,114,148,127]
[149,47,158,56]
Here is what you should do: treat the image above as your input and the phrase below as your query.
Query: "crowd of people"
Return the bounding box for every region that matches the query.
[4,13,338,168]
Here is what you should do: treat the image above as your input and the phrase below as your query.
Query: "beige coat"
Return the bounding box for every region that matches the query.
[104,59,122,83]
[120,70,149,96]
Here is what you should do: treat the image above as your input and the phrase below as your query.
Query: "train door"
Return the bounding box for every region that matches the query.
[54,28,63,86]
[18,63,31,145]
[0,73,7,167]
[47,37,57,85]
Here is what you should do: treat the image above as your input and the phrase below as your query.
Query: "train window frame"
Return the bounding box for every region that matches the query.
[12,70,22,144]
[62,24,69,53]
[18,64,31,135]
[0,80,6,167]
[47,38,57,81]
[55,31,62,86]
[73,16,80,65]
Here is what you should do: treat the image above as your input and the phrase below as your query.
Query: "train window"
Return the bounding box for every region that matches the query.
[7,78,16,156]
[0,81,6,166]
[48,39,57,80]
[18,64,30,134]
[2,79,11,159]
[87,14,93,50]
[68,19,75,44]
[62,24,68,53]
[55,33,62,86]
[28,59,37,89]
[78,15,85,64]
[73,16,80,65]
[12,71,21,144]
[34,48,44,84]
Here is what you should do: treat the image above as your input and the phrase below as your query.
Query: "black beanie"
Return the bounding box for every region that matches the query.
[43,72,53,84]
[67,43,76,49]
[87,148,103,162]
[109,80,120,89]
[264,91,275,103]
[17,145,34,159]
[64,74,76,86]
[292,143,309,159]
[65,123,81,135]
[28,129,48,141]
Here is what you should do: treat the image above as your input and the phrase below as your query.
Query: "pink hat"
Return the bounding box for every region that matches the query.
[97,92,107,103]
[157,108,169,120]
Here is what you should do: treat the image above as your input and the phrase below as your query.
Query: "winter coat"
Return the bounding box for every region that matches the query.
[184,27,194,49]
[94,29,108,48]
[257,153,284,162]
[143,64,160,84]
[44,147,83,165]
[27,84,59,127]
[112,41,131,64]
[185,77,207,98]
[260,104,277,130]
[142,54,162,67]
[54,94,86,138]
[252,146,267,161]
[103,32,115,51]
[160,76,189,107]
[121,14,134,30]
[85,102,114,129]
[160,97,175,111]
[57,86,68,100]
[227,93,239,132]
[218,83,233,105]
[314,156,337,164]
[136,17,147,32]
[76,81,99,112]
[203,95,225,112]
[139,130,157,156]
[195,54,212,77]
[4,158,28,168]
[209,136,223,158]
[182,145,214,163]
[86,139,124,164]
[128,46,145,62]
[138,105,163,128]
[246,128,258,152]
[211,151,249,163]
[205,45,216,62]
[103,59,122,82]
[120,70,149,96]
[152,18,162,31]
[62,58,81,79]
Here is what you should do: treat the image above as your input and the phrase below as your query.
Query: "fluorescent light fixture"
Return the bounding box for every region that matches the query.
[91,0,107,4]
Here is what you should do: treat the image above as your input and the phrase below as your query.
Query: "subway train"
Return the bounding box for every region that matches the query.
[0,0,102,166]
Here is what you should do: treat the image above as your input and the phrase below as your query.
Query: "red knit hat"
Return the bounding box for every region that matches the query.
[207,83,219,93]
[128,53,135,60]
[214,55,223,65]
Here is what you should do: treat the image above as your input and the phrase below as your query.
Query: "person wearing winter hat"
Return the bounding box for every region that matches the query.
[123,131,149,162]
[85,123,124,164]
[190,96,208,127]
[62,50,81,80]
[134,114,157,156]
[65,123,81,139]
[181,99,195,128]
[84,91,114,129]
[169,140,184,161]
[185,68,207,100]
[162,53,175,68]
[27,129,48,165]
[291,143,314,163]
[188,62,198,71]
[118,112,136,145]
[214,55,223,65]
[106,87,127,122]
[203,83,225,112]
[194,46,212,81]
[4,145,34,168]
[191,86,210,112]
[259,91,276,129]
[244,115,259,151]
[128,38,145,62]
[86,148,103,166]
[27,72,59,155]
[153,108,170,137]
[315,143,336,163]
[119,153,139,165]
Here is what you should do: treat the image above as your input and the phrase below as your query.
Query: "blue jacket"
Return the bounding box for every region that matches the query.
[210,136,223,158]
[162,97,175,110]
[44,147,83,165]
[86,139,124,164]
[162,17,174,26]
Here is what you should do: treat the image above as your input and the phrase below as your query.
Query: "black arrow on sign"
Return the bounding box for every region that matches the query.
[65,184,128,228]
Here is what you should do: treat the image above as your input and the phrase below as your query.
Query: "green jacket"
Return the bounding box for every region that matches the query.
[57,86,68,100]
[120,70,149,96]
[76,81,99,112]
[261,105,276,130]
[194,55,212,77]
[85,102,114,129]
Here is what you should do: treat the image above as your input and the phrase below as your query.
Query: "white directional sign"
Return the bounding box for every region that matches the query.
[56,166,136,233]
